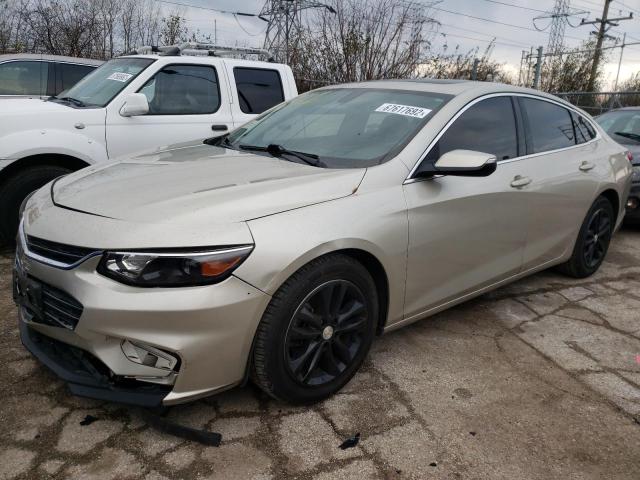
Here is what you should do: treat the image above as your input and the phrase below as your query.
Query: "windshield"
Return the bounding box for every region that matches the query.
[596,110,640,144]
[226,88,451,168]
[59,57,155,107]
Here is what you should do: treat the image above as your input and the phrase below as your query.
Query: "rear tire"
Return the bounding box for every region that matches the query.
[557,196,614,278]
[0,165,71,247]
[251,254,378,404]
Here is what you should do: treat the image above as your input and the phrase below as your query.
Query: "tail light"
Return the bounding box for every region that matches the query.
[627,151,634,163]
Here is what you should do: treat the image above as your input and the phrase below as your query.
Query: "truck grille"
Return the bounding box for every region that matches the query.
[27,236,97,266]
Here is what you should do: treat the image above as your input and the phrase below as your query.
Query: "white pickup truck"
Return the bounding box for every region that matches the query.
[0,45,297,244]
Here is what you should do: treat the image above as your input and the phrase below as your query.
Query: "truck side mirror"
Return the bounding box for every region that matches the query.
[119,93,149,117]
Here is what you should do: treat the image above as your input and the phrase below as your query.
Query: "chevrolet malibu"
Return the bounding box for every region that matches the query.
[14,80,633,407]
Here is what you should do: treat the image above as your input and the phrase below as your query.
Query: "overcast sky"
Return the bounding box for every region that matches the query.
[164,0,640,88]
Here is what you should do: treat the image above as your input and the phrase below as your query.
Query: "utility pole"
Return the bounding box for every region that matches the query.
[581,0,633,92]
[533,46,543,89]
[471,58,479,81]
[614,32,625,91]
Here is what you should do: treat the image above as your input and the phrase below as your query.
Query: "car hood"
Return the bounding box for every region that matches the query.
[52,144,366,224]
[0,98,71,114]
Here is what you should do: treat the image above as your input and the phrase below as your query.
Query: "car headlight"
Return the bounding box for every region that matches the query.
[632,165,640,183]
[97,246,253,287]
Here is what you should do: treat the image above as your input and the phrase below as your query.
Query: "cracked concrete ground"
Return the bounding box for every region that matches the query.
[1,230,639,480]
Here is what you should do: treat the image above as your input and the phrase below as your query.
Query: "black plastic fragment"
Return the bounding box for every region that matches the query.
[339,432,360,450]
[80,414,98,426]
[429,462,438,467]
[140,409,222,447]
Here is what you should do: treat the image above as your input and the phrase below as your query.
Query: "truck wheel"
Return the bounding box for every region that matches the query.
[0,165,71,246]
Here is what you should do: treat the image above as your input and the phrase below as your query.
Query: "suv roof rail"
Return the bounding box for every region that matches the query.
[128,43,275,62]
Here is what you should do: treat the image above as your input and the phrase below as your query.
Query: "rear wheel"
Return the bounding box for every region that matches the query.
[251,254,378,404]
[557,196,614,278]
[0,165,71,246]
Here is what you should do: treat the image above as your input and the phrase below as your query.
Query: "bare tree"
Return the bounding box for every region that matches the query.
[291,0,438,91]
[540,40,606,93]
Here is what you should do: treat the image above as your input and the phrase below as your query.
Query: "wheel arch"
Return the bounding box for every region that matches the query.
[0,154,89,185]
[598,188,620,221]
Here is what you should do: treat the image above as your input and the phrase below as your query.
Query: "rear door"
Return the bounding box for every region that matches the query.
[403,95,529,318]
[516,96,599,270]
[224,61,290,128]
[105,61,234,158]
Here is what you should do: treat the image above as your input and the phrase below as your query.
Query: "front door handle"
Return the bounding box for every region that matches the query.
[510,175,532,188]
[579,161,595,172]
[211,124,228,132]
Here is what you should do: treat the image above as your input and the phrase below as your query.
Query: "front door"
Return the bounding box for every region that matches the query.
[403,96,528,319]
[105,63,234,158]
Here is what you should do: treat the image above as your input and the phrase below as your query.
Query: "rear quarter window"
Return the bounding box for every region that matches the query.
[233,67,285,114]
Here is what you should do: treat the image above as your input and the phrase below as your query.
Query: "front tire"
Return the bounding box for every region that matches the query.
[251,254,378,404]
[557,196,614,278]
[0,165,71,246]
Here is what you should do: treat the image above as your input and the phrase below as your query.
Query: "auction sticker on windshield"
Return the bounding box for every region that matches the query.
[108,72,133,82]
[375,103,432,118]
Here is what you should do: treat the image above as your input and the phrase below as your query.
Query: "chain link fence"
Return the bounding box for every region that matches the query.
[555,91,640,117]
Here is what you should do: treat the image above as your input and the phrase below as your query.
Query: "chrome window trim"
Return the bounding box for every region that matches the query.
[404,92,601,184]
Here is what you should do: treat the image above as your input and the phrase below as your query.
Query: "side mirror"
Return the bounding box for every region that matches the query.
[119,93,149,117]
[416,149,497,178]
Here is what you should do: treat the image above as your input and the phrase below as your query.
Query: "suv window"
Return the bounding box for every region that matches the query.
[140,64,220,115]
[56,63,95,94]
[572,112,597,144]
[426,96,518,162]
[234,67,284,114]
[0,61,47,96]
[520,98,575,153]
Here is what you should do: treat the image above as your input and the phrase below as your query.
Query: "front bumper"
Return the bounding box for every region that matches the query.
[625,182,640,222]
[14,236,271,406]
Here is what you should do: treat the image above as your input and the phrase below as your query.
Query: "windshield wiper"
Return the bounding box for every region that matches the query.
[613,131,640,142]
[203,134,234,148]
[49,96,87,107]
[239,144,326,168]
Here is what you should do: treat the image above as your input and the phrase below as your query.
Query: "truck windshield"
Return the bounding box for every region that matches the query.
[59,58,155,108]
[226,88,451,168]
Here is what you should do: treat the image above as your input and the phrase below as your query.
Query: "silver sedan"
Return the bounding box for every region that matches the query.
[14,80,633,406]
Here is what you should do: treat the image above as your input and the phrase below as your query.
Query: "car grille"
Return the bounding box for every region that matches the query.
[21,279,84,330]
[27,235,97,266]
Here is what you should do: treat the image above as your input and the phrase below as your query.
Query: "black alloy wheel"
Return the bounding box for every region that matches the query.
[251,254,378,404]
[583,207,612,269]
[558,195,614,278]
[284,280,369,387]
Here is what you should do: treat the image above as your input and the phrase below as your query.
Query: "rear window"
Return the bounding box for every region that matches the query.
[234,67,284,114]
[572,112,597,144]
[520,98,575,153]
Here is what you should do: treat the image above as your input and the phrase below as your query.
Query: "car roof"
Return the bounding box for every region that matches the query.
[319,78,576,107]
[123,54,287,68]
[0,53,103,65]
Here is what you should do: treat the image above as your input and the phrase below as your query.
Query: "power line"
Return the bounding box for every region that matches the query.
[438,23,532,48]
[157,0,265,19]
[479,0,548,14]
[430,5,587,41]
[438,32,528,50]
[613,0,640,15]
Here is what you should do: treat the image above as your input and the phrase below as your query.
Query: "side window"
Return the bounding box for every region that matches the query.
[233,67,284,114]
[56,63,95,94]
[139,64,220,115]
[572,112,596,144]
[0,61,47,96]
[520,98,575,153]
[426,96,518,162]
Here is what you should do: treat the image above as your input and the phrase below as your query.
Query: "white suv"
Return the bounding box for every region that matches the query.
[0,48,297,243]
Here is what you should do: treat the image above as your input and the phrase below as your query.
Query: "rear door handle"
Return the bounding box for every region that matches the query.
[510,175,532,188]
[211,124,228,132]
[579,161,595,172]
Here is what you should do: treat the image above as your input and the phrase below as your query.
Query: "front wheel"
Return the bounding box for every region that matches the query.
[557,196,614,278]
[251,254,378,404]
